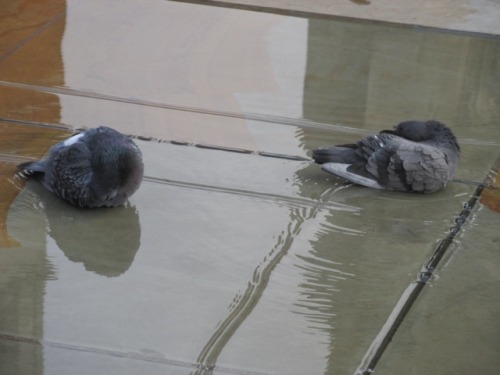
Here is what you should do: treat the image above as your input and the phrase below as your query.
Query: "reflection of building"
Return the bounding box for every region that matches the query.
[59,1,270,149]
[300,18,500,150]
[0,0,69,246]
[0,1,67,373]
[0,193,53,375]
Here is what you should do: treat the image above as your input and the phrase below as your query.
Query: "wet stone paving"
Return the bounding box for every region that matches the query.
[0,1,499,375]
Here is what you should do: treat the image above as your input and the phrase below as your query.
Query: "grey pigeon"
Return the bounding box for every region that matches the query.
[18,126,144,207]
[312,120,460,193]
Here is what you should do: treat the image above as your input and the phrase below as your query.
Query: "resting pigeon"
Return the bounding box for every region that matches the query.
[312,120,460,193]
[18,126,144,207]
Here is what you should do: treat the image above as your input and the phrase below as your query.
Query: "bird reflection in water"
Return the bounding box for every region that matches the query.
[35,182,141,277]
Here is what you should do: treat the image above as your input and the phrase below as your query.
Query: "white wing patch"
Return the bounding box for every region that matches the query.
[63,132,85,147]
[322,163,384,189]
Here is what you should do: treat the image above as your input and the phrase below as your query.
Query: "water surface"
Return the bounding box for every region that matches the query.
[0,1,499,374]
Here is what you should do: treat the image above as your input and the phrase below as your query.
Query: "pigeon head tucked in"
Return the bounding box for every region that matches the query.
[312,120,460,194]
[18,126,144,208]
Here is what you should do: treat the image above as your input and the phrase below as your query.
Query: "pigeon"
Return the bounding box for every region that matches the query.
[312,120,460,193]
[18,126,144,207]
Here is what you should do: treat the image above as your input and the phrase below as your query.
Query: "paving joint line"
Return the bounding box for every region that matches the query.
[0,82,371,134]
[0,334,271,375]
[354,154,499,374]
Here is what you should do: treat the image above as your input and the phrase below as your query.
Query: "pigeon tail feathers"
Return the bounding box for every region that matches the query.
[322,163,384,189]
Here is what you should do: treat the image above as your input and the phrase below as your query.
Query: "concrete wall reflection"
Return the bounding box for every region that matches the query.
[301,19,500,139]
[0,1,67,374]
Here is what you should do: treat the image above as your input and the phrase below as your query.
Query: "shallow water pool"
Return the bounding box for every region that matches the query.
[1,1,499,374]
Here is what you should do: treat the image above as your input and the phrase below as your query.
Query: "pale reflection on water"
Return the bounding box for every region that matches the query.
[0,0,499,374]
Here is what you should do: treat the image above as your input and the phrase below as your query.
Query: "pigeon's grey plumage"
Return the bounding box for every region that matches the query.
[312,120,460,193]
[18,126,144,207]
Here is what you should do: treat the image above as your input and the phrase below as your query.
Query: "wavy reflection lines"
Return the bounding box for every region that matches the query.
[294,260,349,322]
[292,218,357,330]
[316,218,365,237]
[284,209,359,375]
[192,207,311,373]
